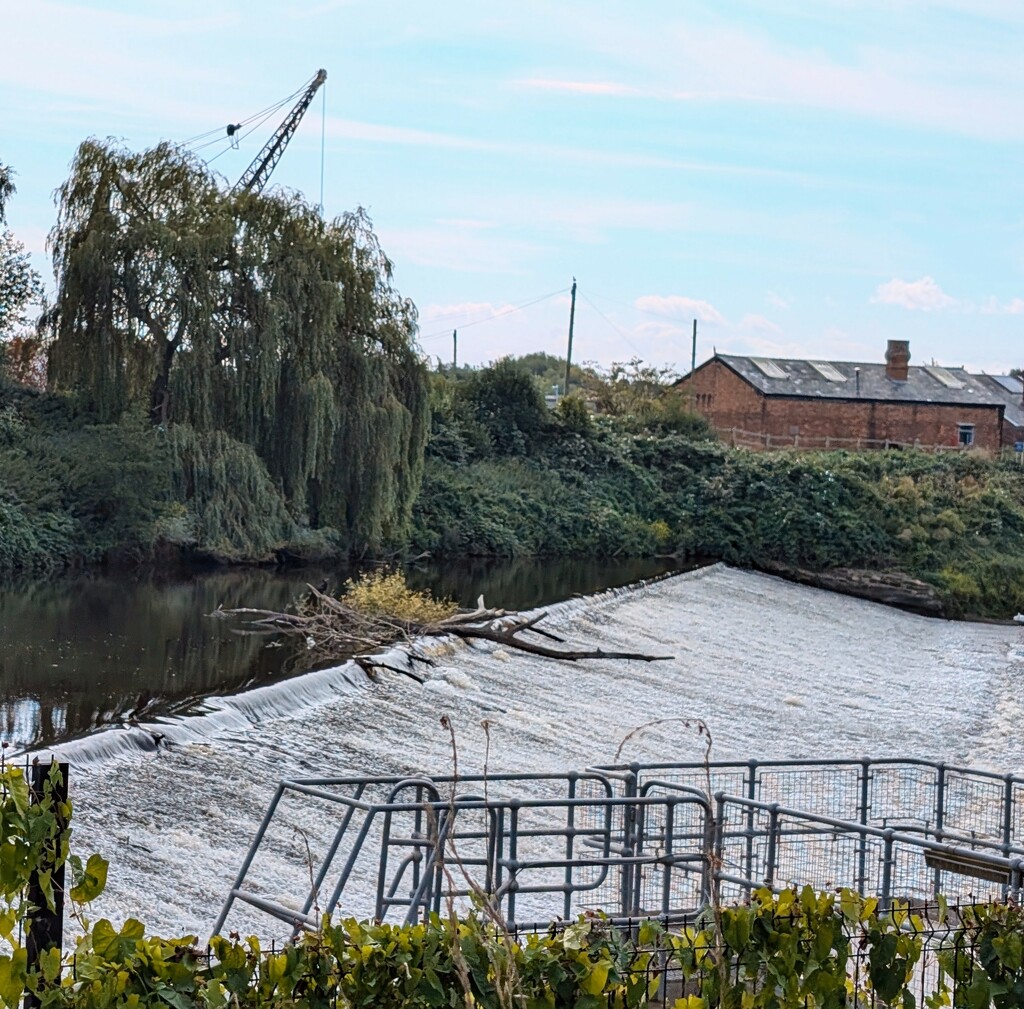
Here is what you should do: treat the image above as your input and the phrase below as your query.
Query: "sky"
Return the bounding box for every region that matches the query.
[4,0,1024,375]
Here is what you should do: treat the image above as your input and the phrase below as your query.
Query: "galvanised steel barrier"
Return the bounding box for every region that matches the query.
[707,793,1024,905]
[213,770,713,936]
[593,758,1024,855]
[216,759,1024,936]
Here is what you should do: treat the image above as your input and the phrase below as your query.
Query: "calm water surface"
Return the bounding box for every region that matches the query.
[1,557,687,749]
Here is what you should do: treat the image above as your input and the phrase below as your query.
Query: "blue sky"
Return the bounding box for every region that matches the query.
[5,0,1024,374]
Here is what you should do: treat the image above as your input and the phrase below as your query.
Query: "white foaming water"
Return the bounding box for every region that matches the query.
[34,565,1024,941]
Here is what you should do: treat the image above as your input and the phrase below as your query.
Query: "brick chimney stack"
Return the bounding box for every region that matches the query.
[885,339,910,382]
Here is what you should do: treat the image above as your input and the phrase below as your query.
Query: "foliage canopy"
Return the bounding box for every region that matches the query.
[0,161,44,353]
[45,139,429,552]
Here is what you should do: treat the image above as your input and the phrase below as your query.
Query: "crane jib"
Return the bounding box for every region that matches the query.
[232,69,327,196]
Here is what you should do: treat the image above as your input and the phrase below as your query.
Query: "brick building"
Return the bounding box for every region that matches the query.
[976,373,1024,449]
[676,340,1008,452]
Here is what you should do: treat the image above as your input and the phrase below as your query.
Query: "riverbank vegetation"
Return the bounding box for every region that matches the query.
[7,336,1024,617]
[5,147,1024,618]
[412,361,1024,619]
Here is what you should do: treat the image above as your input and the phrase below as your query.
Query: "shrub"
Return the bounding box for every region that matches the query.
[343,569,457,622]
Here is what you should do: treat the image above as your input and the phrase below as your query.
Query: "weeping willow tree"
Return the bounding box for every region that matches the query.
[46,139,429,553]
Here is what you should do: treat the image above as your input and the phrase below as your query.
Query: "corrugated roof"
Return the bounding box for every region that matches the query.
[717,355,1008,408]
[977,374,1024,428]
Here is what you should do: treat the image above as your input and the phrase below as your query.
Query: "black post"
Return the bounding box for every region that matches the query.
[25,761,68,1009]
[452,329,457,371]
[564,278,577,398]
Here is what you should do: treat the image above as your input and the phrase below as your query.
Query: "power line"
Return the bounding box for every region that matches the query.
[578,291,647,358]
[418,287,569,342]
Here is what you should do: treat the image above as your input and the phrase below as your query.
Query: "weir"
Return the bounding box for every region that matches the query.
[34,566,1024,939]
[215,757,1024,936]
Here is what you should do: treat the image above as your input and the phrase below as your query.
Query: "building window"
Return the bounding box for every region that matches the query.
[957,423,975,447]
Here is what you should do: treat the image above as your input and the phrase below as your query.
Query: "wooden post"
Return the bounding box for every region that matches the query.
[25,761,68,1009]
[564,278,577,397]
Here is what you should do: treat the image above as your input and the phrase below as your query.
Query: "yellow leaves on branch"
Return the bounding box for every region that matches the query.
[341,570,457,625]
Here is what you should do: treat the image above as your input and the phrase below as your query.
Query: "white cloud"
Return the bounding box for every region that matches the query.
[539,13,1024,141]
[871,276,956,311]
[766,291,791,309]
[981,296,1024,315]
[738,313,784,338]
[634,294,725,325]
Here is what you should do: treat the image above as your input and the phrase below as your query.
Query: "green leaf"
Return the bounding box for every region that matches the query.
[38,947,62,984]
[580,961,610,995]
[0,950,28,1009]
[993,931,1023,971]
[70,853,108,903]
[92,917,145,963]
[966,970,990,1009]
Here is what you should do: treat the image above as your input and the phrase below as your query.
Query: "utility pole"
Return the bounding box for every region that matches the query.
[691,318,697,377]
[564,278,577,398]
[452,329,458,371]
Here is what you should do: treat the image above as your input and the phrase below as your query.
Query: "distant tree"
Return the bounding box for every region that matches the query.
[458,357,549,455]
[0,229,42,340]
[2,334,47,388]
[1011,367,1023,381]
[583,358,680,416]
[0,161,45,381]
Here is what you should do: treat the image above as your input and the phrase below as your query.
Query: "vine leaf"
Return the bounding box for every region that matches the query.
[70,853,108,904]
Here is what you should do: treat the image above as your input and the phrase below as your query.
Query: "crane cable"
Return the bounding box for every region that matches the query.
[204,101,294,166]
[176,73,318,162]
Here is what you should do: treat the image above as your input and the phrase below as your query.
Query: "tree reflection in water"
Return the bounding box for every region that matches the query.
[1,557,691,749]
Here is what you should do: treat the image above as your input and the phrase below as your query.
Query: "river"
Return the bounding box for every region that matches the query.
[0,556,689,750]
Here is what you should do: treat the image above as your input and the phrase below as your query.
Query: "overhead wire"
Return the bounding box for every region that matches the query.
[319,79,326,214]
[204,102,290,166]
[175,74,316,164]
[578,291,647,358]
[418,287,569,342]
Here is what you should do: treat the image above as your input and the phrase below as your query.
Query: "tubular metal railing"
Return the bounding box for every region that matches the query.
[213,770,713,935]
[215,758,1024,937]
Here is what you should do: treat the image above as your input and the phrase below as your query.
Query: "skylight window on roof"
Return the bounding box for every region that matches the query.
[809,361,847,382]
[924,365,965,389]
[751,358,789,379]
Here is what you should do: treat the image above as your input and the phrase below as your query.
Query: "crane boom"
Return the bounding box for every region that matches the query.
[232,69,327,195]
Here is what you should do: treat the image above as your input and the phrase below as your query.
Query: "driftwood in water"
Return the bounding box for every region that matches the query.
[214,585,673,675]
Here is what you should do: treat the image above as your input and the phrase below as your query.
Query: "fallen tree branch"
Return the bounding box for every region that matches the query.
[215,584,673,669]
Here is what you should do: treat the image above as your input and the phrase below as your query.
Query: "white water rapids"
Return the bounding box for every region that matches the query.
[30,564,1024,940]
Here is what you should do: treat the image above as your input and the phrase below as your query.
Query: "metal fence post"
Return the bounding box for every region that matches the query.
[745,760,758,884]
[880,830,895,910]
[764,805,780,888]
[857,759,870,893]
[25,760,69,1009]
